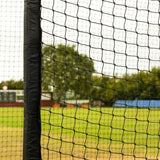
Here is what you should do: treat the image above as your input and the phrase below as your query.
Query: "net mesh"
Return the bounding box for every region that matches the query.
[41,0,160,159]
[0,0,24,159]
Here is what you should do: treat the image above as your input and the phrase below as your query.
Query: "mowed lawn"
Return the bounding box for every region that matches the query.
[1,107,160,160]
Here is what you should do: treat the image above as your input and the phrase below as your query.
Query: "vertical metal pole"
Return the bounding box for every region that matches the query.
[23,0,41,159]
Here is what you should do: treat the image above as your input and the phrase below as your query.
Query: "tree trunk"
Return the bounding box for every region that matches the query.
[57,90,63,104]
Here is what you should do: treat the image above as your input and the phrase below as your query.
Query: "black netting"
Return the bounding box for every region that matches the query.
[41,0,160,159]
[0,0,24,159]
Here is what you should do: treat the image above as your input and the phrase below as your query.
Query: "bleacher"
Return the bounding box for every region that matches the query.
[113,100,160,108]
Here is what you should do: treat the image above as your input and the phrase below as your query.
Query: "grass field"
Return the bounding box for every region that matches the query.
[0,107,160,160]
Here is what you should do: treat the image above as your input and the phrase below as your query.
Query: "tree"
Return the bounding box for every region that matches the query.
[0,79,23,90]
[42,44,95,103]
[91,75,115,106]
[116,67,160,101]
[149,67,160,99]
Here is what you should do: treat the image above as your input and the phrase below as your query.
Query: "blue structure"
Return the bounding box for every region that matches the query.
[113,100,160,108]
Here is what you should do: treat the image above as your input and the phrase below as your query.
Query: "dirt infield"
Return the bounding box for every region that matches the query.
[0,127,159,160]
[0,127,23,160]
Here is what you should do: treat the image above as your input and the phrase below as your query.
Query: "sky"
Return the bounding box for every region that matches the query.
[41,0,160,77]
[0,0,160,82]
[0,0,24,82]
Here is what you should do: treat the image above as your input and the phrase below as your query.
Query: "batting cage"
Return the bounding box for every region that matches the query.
[1,0,160,160]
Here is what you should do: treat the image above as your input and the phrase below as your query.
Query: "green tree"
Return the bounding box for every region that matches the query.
[149,67,160,99]
[91,75,115,106]
[116,67,160,101]
[42,44,95,103]
[116,72,149,100]
[0,80,23,90]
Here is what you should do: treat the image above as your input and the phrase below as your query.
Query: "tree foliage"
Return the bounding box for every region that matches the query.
[0,47,159,107]
[1,55,159,106]
[42,44,160,105]
[2,43,159,107]
[42,44,95,102]
[91,67,160,106]
[91,76,115,106]
[0,80,23,90]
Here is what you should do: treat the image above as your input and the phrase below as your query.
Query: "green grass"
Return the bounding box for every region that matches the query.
[1,107,160,159]
[0,107,23,128]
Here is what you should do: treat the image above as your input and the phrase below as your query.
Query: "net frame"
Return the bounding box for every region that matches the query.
[24,0,160,159]
[23,0,41,159]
